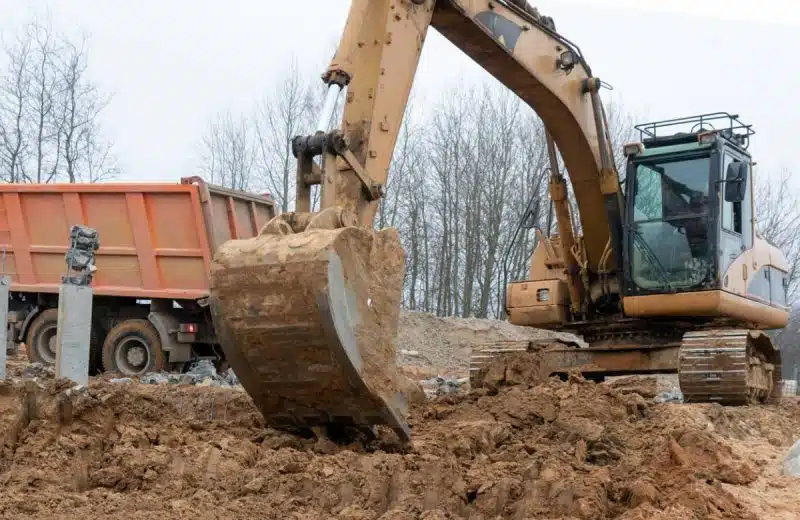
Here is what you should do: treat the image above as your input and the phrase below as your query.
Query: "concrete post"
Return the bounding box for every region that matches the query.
[0,276,9,380]
[794,367,799,396]
[54,284,94,385]
[55,225,99,386]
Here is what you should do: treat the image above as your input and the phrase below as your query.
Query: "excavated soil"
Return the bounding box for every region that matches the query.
[395,310,582,379]
[2,347,800,520]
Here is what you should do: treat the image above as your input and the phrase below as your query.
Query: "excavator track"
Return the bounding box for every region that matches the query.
[678,329,781,405]
[468,326,782,408]
[208,214,412,443]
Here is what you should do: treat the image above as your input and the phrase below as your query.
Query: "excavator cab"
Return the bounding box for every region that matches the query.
[508,112,789,331]
[621,112,790,323]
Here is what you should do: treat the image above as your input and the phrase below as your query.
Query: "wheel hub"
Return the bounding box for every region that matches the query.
[126,345,147,367]
[36,327,58,364]
[115,337,151,375]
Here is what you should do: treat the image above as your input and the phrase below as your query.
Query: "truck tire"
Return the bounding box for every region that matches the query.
[25,308,60,365]
[102,319,166,376]
[25,308,107,374]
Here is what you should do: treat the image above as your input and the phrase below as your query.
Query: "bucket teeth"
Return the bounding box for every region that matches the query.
[208,224,411,442]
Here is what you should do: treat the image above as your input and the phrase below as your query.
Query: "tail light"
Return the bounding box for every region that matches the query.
[179,323,198,334]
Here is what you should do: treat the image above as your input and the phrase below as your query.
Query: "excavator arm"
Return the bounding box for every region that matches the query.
[208,0,624,442]
[302,0,624,315]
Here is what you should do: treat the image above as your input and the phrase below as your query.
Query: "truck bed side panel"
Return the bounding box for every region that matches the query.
[0,181,276,300]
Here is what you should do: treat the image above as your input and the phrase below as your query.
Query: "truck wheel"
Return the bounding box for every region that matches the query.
[26,308,106,372]
[102,320,166,376]
[25,308,59,365]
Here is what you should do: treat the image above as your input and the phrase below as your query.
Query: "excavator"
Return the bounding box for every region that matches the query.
[207,0,789,443]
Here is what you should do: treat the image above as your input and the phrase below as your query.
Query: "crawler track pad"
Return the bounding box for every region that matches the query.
[208,226,411,442]
[679,329,781,405]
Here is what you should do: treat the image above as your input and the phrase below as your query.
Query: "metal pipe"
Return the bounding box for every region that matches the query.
[545,131,584,315]
[590,89,613,172]
[588,85,625,278]
[312,85,343,171]
[316,84,343,133]
[545,130,560,178]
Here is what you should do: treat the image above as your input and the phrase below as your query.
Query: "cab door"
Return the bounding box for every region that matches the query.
[718,150,753,295]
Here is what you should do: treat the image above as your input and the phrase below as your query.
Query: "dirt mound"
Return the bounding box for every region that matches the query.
[396,310,582,378]
[1,359,799,519]
[471,350,554,392]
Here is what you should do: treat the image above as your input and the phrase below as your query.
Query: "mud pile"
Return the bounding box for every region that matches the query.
[1,352,799,519]
[395,310,582,379]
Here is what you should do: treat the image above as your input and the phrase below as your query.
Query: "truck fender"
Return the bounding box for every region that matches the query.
[147,311,192,363]
[17,306,42,345]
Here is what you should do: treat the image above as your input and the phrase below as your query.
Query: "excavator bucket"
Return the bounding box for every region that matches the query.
[207,213,411,442]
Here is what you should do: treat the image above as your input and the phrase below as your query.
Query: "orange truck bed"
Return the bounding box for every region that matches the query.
[0,176,276,300]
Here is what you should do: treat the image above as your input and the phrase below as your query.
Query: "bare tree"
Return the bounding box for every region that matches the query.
[196,55,327,204]
[78,124,119,182]
[0,25,34,182]
[394,82,548,318]
[56,35,114,183]
[0,16,117,184]
[425,85,472,317]
[252,58,319,212]
[27,20,61,183]
[198,110,254,191]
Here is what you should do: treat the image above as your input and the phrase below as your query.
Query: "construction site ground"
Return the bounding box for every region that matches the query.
[1,310,799,519]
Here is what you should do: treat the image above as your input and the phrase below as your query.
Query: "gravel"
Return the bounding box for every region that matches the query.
[419,376,469,399]
[21,362,55,380]
[139,360,241,388]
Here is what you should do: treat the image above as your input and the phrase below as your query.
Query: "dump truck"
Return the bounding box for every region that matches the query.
[1,176,276,376]
[207,0,789,443]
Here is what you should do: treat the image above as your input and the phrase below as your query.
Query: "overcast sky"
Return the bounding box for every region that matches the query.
[2,0,797,188]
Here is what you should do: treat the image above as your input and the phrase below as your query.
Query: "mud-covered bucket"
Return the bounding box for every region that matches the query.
[208,213,411,442]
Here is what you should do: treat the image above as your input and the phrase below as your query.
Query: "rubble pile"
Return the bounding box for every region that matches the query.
[419,376,469,399]
[20,362,55,380]
[137,360,240,388]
